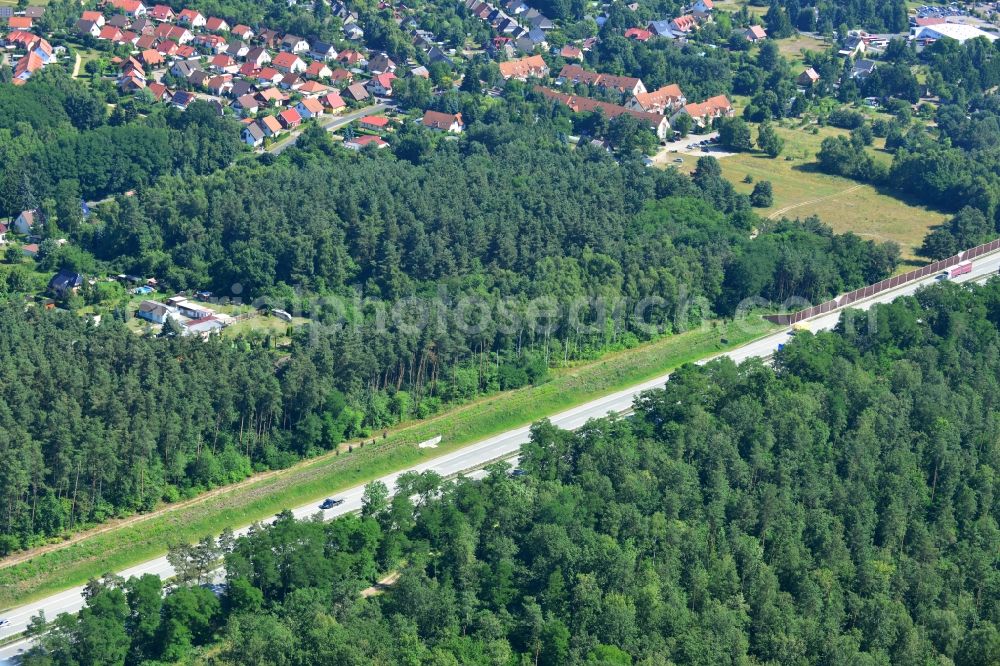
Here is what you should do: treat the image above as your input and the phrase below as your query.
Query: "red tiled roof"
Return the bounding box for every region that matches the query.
[535,86,666,131]
[360,114,389,127]
[558,64,644,93]
[624,27,651,41]
[498,54,548,80]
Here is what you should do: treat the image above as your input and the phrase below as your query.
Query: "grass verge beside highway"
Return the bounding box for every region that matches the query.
[0,317,774,610]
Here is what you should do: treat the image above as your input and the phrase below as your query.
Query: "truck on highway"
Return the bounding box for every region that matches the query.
[937,261,973,280]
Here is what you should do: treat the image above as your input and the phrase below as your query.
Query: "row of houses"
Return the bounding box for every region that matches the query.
[497,55,730,128]
[64,2,423,135]
[1,29,56,84]
[464,0,553,54]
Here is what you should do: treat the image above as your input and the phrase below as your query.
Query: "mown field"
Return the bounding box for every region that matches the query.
[677,123,946,262]
[0,317,775,610]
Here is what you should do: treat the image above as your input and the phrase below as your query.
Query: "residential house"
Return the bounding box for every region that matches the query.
[245,47,271,68]
[75,19,102,38]
[98,25,125,41]
[295,96,324,118]
[272,51,306,74]
[108,0,146,16]
[279,73,303,90]
[170,59,198,79]
[256,67,283,85]
[11,49,42,84]
[624,27,651,42]
[851,58,877,80]
[205,74,232,95]
[319,91,346,113]
[226,40,249,58]
[344,135,388,150]
[140,48,164,67]
[137,299,175,323]
[277,107,302,129]
[359,114,389,131]
[171,89,196,109]
[148,4,174,21]
[256,86,288,105]
[670,15,698,34]
[309,40,338,61]
[135,33,157,49]
[48,270,83,297]
[366,71,396,96]
[281,34,309,54]
[80,9,105,25]
[210,54,238,73]
[744,25,767,42]
[525,9,553,30]
[157,24,193,43]
[234,93,260,115]
[344,82,369,102]
[535,86,671,140]
[205,16,229,32]
[184,317,225,337]
[337,49,366,67]
[627,83,686,114]
[194,33,227,52]
[132,16,155,34]
[21,243,40,258]
[147,81,172,101]
[838,35,865,57]
[409,65,430,78]
[298,80,329,95]
[422,110,464,133]
[13,209,38,235]
[177,8,206,27]
[367,52,396,74]
[241,122,265,146]
[796,67,819,87]
[105,14,132,30]
[498,53,548,80]
[343,21,364,40]
[0,222,7,245]
[691,0,713,12]
[305,60,332,79]
[229,79,254,98]
[557,64,646,96]
[24,7,44,19]
[174,299,213,319]
[188,69,210,87]
[231,24,253,40]
[671,94,733,127]
[559,45,583,60]
[259,115,283,136]
[156,39,179,55]
[330,67,353,84]
[257,28,280,48]
[120,71,146,91]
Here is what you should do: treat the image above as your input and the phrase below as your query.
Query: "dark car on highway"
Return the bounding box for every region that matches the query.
[320,498,344,510]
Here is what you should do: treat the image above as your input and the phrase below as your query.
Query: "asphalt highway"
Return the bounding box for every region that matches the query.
[2,251,999,661]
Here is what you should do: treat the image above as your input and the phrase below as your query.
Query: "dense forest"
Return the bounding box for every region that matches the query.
[22,279,1000,665]
[0,64,909,549]
[0,69,243,217]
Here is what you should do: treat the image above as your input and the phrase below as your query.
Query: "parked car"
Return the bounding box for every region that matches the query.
[320,497,344,509]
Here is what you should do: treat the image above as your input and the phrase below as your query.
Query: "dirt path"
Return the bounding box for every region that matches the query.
[71,53,81,78]
[767,184,864,220]
[360,571,400,598]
